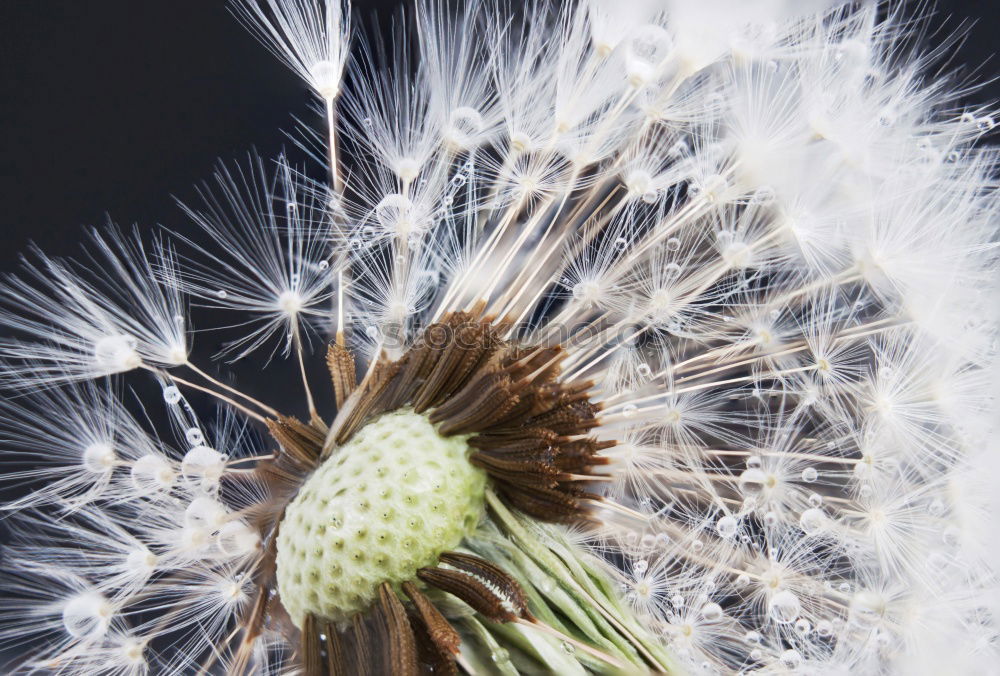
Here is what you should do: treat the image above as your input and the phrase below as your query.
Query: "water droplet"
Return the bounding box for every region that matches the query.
[801,467,818,483]
[929,498,945,516]
[701,602,723,621]
[621,403,638,418]
[736,573,750,587]
[794,618,812,635]
[716,515,738,538]
[216,289,228,300]
[641,189,658,204]
[750,185,775,205]
[62,592,112,639]
[808,492,823,507]
[666,237,681,251]
[490,647,510,663]
[671,594,685,607]
[849,591,884,628]
[633,559,649,575]
[664,262,682,280]
[614,237,628,251]
[162,386,181,405]
[637,363,653,378]
[318,260,329,271]
[977,116,995,132]
[768,590,800,624]
[744,630,761,644]
[185,427,204,446]
[942,525,961,548]
[816,619,833,637]
[365,326,379,340]
[738,468,766,495]
[799,508,826,535]
[779,649,802,669]
[691,539,704,552]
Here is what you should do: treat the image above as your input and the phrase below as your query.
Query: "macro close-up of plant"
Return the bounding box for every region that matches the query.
[0,0,998,674]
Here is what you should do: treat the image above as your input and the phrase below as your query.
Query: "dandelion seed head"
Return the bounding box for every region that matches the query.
[1,0,998,673]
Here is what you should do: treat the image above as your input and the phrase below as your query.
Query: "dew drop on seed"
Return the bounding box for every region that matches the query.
[738,468,766,496]
[62,593,111,640]
[185,427,204,446]
[746,455,762,469]
[795,618,812,635]
[637,363,653,378]
[701,602,723,621]
[666,237,681,251]
[664,262,682,279]
[751,185,775,205]
[808,492,823,507]
[744,630,761,644]
[779,649,802,669]
[641,190,658,204]
[716,515,738,538]
[691,539,704,552]
[977,116,995,132]
[671,594,685,607]
[162,386,181,405]
[633,558,649,574]
[769,590,801,624]
[799,508,826,535]
[216,289,228,300]
[621,403,638,417]
[318,260,329,271]
[801,467,818,483]
[614,237,628,251]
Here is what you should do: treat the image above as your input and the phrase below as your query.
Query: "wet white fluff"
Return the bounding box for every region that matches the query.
[0,0,997,673]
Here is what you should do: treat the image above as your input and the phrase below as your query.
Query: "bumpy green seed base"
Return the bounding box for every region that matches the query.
[276,408,486,627]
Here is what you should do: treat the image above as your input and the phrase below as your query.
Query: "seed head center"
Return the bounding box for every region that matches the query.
[274,408,486,627]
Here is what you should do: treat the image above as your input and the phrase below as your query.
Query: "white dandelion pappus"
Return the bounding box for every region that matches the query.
[0,0,998,674]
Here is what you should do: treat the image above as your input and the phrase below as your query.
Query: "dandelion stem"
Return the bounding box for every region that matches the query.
[291,321,319,423]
